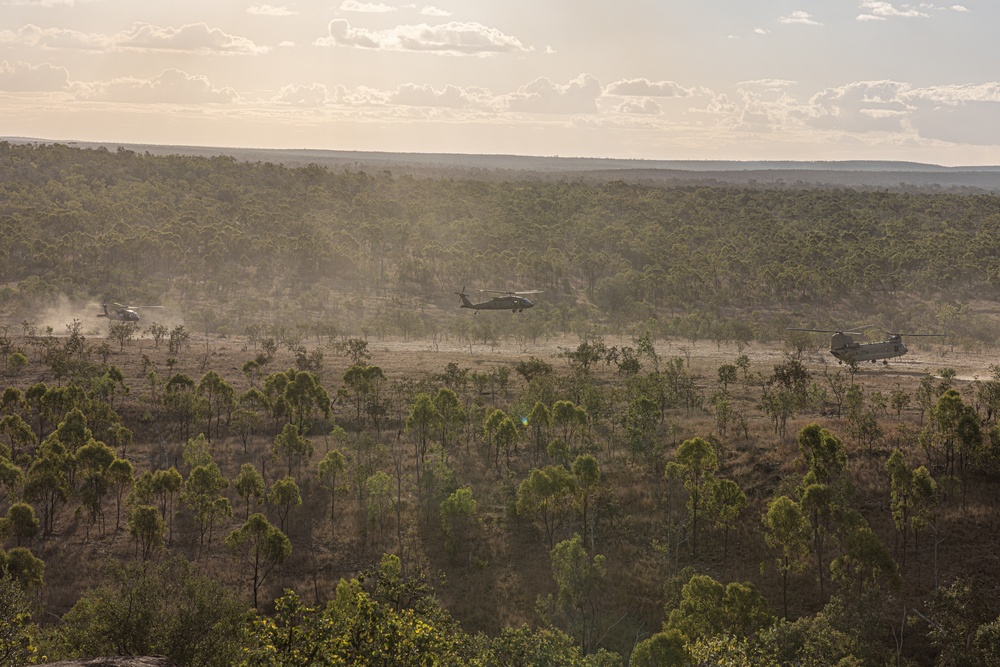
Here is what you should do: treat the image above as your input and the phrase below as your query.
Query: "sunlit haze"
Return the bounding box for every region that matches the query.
[2,0,998,164]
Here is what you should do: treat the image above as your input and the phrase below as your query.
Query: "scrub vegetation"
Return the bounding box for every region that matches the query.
[1,142,1000,666]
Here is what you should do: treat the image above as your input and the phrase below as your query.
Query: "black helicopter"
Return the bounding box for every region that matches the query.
[787,326,944,364]
[96,302,163,323]
[455,288,542,313]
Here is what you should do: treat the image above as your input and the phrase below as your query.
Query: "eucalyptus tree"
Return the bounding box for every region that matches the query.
[665,436,719,558]
[762,495,810,619]
[517,465,578,549]
[225,512,291,610]
[234,462,265,520]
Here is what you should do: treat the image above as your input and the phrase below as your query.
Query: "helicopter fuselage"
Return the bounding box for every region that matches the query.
[461,295,534,312]
[97,305,140,322]
[831,334,906,363]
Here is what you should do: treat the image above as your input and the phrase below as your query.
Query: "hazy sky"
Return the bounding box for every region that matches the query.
[2,1,998,164]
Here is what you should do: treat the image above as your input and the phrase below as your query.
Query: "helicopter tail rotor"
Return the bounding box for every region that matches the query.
[455,287,473,308]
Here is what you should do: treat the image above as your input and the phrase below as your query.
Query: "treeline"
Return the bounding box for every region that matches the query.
[3,324,1000,665]
[2,142,1000,347]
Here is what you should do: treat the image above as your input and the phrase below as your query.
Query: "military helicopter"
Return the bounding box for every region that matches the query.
[96,302,163,323]
[787,326,945,364]
[455,287,542,313]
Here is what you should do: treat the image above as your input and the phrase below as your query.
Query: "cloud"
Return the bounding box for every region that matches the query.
[739,79,796,91]
[420,5,450,16]
[754,27,770,35]
[273,83,331,106]
[950,4,970,12]
[605,78,694,98]
[856,1,929,20]
[79,68,239,103]
[616,99,661,115]
[808,80,912,132]
[0,24,111,51]
[316,19,530,55]
[340,0,397,12]
[389,83,478,108]
[505,74,601,114]
[0,59,69,91]
[0,22,268,55]
[116,23,269,55]
[247,4,298,16]
[779,11,821,25]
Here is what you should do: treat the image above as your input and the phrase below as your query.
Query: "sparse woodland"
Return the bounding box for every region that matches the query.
[2,143,1000,666]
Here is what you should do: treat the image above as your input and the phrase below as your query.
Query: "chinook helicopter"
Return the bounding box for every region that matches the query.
[787,326,945,364]
[96,302,163,323]
[455,287,542,313]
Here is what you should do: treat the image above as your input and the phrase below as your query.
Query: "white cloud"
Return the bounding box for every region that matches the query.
[616,99,660,115]
[316,19,530,55]
[273,83,331,105]
[420,5,450,16]
[808,80,912,133]
[950,4,970,11]
[605,78,694,98]
[116,23,269,55]
[779,11,821,25]
[340,0,397,13]
[247,5,298,16]
[80,68,239,103]
[905,82,1000,104]
[0,22,268,55]
[0,24,111,51]
[390,83,476,108]
[754,27,770,35]
[0,59,69,91]
[739,79,796,91]
[856,1,929,20]
[505,74,601,114]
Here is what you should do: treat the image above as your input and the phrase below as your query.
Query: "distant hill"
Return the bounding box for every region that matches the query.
[5,136,1000,191]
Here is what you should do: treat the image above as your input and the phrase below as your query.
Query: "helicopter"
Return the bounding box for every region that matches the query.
[96,302,163,323]
[455,287,542,313]
[787,326,945,364]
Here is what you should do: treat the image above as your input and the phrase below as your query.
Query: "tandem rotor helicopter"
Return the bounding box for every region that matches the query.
[95,302,163,323]
[455,287,542,313]
[787,326,945,364]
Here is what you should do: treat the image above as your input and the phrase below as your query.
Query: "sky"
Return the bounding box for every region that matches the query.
[2,1,999,165]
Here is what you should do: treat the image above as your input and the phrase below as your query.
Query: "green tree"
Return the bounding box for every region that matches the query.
[440,486,478,560]
[127,504,164,561]
[317,448,348,524]
[271,422,313,477]
[538,533,606,654]
[225,512,291,610]
[762,495,810,619]
[707,477,746,560]
[267,475,302,533]
[6,503,39,546]
[665,436,718,557]
[233,463,265,520]
[406,392,441,481]
[664,574,774,646]
[629,629,687,667]
[198,370,235,442]
[184,462,232,552]
[0,575,39,667]
[517,465,577,549]
[572,454,600,552]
